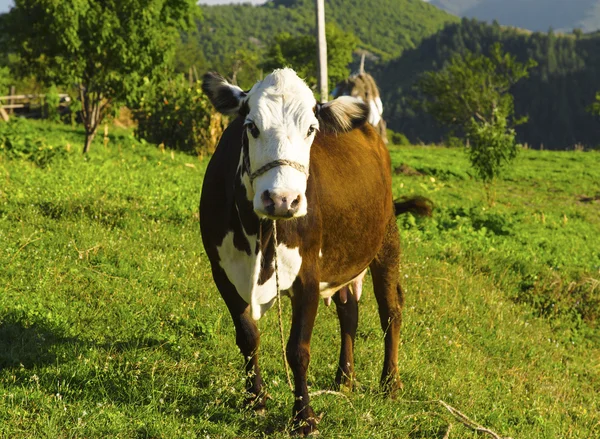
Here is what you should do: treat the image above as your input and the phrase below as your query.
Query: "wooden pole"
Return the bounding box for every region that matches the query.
[9,86,15,114]
[0,106,9,122]
[315,0,328,102]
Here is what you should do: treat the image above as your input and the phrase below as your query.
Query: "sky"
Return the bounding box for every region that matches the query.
[0,0,11,14]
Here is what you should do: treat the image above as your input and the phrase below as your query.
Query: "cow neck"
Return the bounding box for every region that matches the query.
[235,132,276,285]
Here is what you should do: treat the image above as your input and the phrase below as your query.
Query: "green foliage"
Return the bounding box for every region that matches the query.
[418,43,535,183]
[379,19,600,149]
[262,23,358,92]
[589,91,600,116]
[135,76,225,156]
[0,119,67,166]
[191,0,457,89]
[0,66,12,94]
[464,106,518,183]
[387,129,410,146]
[7,0,199,152]
[42,84,61,123]
[0,121,599,437]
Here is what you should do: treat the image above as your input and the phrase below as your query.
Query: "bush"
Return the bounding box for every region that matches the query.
[387,129,410,146]
[43,84,61,123]
[134,76,226,156]
[0,118,67,167]
[0,66,12,94]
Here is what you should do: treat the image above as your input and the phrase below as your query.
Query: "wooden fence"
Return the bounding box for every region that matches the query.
[0,92,70,122]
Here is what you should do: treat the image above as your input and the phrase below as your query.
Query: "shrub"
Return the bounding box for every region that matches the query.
[0,66,12,94]
[43,84,61,123]
[388,129,410,146]
[0,118,67,167]
[135,76,226,156]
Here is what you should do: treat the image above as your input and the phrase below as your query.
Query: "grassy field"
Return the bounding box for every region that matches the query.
[0,119,599,438]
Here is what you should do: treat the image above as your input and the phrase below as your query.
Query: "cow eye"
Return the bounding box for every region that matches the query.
[306,126,316,137]
[246,122,260,139]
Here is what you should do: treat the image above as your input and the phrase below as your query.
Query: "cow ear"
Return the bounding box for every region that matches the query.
[202,72,247,116]
[316,96,370,134]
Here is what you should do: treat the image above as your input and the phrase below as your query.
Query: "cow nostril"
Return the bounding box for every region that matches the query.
[290,196,301,209]
[261,190,274,207]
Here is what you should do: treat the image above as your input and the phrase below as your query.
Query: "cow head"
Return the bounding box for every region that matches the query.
[203,68,369,220]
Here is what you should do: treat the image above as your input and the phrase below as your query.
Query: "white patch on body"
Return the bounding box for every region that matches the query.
[320,269,368,306]
[217,231,302,320]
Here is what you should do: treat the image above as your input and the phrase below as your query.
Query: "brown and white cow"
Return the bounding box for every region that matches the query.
[200,68,414,435]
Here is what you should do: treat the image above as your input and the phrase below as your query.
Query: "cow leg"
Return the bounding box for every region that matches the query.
[333,287,358,389]
[369,214,404,394]
[213,268,267,411]
[287,277,320,436]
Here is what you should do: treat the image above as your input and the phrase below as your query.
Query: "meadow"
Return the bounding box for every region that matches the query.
[0,119,599,438]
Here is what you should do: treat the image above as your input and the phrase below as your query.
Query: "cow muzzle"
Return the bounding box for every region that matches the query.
[247,158,309,220]
[259,189,303,219]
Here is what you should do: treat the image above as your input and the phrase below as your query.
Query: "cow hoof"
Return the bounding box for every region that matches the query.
[244,391,270,412]
[382,376,403,398]
[334,371,356,391]
[292,406,321,436]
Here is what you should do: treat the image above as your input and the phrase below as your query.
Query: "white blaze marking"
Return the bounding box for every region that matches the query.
[217,231,302,320]
[243,69,318,218]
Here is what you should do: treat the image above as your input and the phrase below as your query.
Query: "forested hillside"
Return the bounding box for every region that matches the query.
[188,0,457,86]
[430,0,600,32]
[377,19,600,149]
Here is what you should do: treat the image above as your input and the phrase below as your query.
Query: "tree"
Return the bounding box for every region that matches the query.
[8,0,198,153]
[262,23,358,94]
[0,67,11,95]
[589,92,600,117]
[418,43,536,190]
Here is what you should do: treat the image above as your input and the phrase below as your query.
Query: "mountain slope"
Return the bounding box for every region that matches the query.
[375,18,600,149]
[195,0,458,72]
[429,0,600,32]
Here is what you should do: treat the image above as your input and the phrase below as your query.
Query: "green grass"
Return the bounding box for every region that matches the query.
[0,119,599,438]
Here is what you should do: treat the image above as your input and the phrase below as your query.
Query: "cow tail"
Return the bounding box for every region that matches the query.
[394,196,433,217]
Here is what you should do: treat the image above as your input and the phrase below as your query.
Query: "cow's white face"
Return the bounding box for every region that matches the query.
[241,69,318,219]
[203,68,370,220]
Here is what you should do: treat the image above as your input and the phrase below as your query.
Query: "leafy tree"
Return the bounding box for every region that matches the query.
[7,0,198,153]
[589,92,600,116]
[418,43,536,189]
[0,66,11,95]
[222,49,262,89]
[135,76,226,157]
[262,23,358,94]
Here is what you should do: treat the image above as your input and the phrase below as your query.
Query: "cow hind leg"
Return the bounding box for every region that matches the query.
[333,287,358,389]
[369,214,404,395]
[213,269,268,412]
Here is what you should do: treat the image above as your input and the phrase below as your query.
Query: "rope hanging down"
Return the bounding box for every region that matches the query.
[272,220,293,390]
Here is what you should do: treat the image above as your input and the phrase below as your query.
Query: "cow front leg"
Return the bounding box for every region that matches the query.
[213,269,268,412]
[287,278,320,436]
[333,287,358,389]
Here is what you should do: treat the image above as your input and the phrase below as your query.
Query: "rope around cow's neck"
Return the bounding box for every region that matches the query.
[272,220,293,391]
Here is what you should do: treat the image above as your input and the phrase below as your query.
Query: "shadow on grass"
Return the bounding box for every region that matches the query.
[0,314,77,369]
[0,310,290,435]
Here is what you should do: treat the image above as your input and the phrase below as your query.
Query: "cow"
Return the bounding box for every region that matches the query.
[333,71,387,144]
[200,68,425,435]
